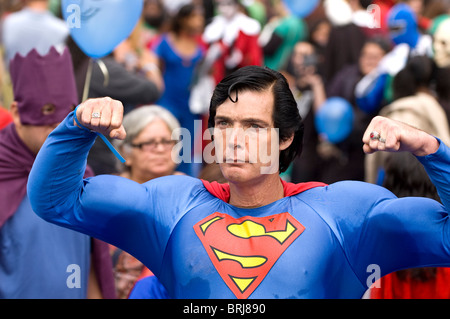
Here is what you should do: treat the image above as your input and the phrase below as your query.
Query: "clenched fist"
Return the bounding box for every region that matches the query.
[74,97,126,140]
[362,116,439,157]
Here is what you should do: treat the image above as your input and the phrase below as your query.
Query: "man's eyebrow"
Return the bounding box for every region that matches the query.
[214,115,232,122]
[241,118,271,127]
[214,116,271,127]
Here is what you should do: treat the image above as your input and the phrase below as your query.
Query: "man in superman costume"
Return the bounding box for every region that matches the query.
[28,66,450,299]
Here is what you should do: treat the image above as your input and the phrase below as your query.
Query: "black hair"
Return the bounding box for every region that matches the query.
[359,0,373,9]
[364,36,392,54]
[383,152,440,201]
[171,3,203,35]
[392,55,434,100]
[435,67,450,100]
[208,66,304,173]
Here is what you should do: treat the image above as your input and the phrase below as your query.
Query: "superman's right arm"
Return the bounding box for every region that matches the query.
[27,111,167,273]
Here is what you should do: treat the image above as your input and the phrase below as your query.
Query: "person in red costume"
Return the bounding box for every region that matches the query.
[201,0,263,84]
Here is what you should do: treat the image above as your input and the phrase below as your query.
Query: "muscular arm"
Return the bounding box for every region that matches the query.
[326,139,450,282]
[27,111,164,271]
[356,185,450,279]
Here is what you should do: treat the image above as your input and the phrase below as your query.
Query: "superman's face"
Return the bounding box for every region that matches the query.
[213,90,291,181]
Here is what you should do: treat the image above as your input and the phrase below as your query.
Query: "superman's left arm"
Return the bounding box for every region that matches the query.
[345,139,450,280]
[417,139,450,209]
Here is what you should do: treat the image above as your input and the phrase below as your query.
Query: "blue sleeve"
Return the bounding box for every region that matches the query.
[128,275,170,299]
[417,139,450,209]
[355,189,449,278]
[321,139,450,281]
[151,35,165,58]
[317,181,449,284]
[355,73,388,114]
[27,112,203,276]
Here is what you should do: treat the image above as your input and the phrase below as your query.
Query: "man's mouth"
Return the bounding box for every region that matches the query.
[224,158,247,163]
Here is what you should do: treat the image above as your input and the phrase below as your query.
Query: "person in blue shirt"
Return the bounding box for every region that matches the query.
[150,3,206,177]
[28,66,450,299]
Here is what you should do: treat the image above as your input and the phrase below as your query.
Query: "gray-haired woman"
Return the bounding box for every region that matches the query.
[114,105,184,184]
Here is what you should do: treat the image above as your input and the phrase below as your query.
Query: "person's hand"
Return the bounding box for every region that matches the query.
[139,50,164,92]
[139,49,159,68]
[362,116,439,156]
[302,72,322,88]
[74,97,126,140]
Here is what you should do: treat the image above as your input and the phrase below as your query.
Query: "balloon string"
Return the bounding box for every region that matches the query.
[96,59,110,87]
[82,58,110,102]
[79,58,125,163]
[82,58,94,102]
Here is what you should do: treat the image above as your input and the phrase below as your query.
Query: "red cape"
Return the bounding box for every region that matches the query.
[201,179,327,202]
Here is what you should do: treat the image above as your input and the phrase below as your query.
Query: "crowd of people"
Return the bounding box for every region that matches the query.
[2,0,450,299]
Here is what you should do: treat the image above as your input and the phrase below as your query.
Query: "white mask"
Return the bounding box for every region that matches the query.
[433,18,450,68]
[216,0,238,20]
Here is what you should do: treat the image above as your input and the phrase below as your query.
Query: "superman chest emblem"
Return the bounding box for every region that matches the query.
[193,212,305,299]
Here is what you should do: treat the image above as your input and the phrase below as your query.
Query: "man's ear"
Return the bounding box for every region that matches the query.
[10,101,21,126]
[279,134,294,151]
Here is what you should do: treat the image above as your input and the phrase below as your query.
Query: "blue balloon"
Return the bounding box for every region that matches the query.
[283,0,319,18]
[315,97,354,144]
[62,0,143,59]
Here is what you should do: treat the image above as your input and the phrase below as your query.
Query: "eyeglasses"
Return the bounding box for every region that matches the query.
[131,139,176,152]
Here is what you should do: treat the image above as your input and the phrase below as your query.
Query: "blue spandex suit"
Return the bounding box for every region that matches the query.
[28,112,450,299]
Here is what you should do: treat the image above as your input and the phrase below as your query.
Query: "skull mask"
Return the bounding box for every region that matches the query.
[433,18,450,68]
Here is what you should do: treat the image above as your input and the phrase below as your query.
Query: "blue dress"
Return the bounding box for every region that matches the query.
[152,34,205,176]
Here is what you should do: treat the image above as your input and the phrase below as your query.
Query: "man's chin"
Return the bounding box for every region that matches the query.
[221,162,269,184]
[220,161,279,179]
[221,162,249,178]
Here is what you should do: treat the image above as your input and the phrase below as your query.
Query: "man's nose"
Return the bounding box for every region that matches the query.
[227,127,245,149]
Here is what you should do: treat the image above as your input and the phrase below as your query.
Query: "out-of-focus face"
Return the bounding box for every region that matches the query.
[291,42,314,69]
[182,9,205,36]
[311,20,331,47]
[11,101,58,155]
[127,118,177,181]
[291,42,316,87]
[216,0,238,20]
[143,0,165,28]
[433,19,450,68]
[359,42,386,75]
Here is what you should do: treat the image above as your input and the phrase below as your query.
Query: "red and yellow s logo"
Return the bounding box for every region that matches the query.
[194,212,304,299]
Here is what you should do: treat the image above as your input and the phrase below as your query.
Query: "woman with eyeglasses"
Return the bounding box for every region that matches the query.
[114,105,183,184]
[111,105,181,298]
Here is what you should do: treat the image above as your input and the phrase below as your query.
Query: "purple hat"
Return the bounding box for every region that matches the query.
[9,47,79,125]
